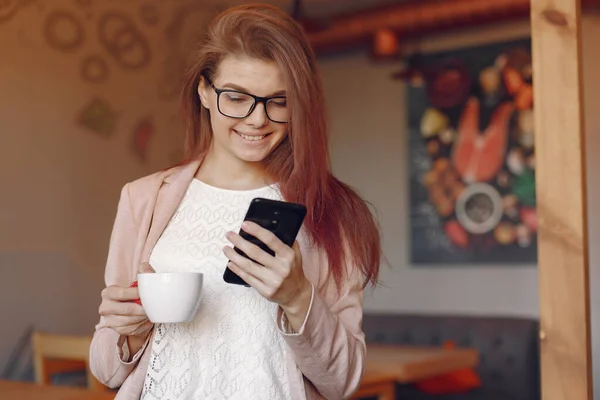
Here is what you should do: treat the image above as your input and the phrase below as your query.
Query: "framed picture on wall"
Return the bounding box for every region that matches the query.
[406,38,537,265]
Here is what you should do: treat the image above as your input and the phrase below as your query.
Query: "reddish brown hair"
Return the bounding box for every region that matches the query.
[180,4,381,290]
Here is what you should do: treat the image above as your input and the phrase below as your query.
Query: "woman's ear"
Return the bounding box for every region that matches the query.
[198,77,210,109]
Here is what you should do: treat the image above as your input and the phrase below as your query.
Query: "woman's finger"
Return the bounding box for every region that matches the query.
[227,262,271,294]
[106,314,148,329]
[138,262,155,274]
[99,299,147,317]
[109,319,152,337]
[225,231,275,267]
[240,221,289,255]
[223,246,274,283]
[102,286,140,302]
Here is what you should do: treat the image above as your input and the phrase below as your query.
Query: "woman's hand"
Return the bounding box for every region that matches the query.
[223,221,312,332]
[98,262,155,354]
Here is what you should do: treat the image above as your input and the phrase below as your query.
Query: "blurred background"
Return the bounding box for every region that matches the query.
[1,0,600,399]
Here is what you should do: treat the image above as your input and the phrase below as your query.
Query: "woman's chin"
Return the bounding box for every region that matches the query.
[231,147,272,163]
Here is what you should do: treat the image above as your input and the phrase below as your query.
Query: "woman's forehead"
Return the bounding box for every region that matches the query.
[215,55,286,95]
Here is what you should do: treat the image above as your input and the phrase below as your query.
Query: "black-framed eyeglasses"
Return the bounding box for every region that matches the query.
[202,74,289,124]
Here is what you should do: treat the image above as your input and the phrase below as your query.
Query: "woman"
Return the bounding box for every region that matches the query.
[90,4,381,400]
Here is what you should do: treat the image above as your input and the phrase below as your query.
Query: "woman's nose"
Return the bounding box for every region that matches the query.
[245,102,269,127]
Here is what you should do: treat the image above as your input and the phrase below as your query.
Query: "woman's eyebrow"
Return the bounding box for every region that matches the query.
[221,82,286,97]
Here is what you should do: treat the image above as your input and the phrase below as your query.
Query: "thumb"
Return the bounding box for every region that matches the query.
[139,262,156,274]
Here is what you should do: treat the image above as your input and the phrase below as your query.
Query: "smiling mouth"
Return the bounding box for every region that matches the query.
[234,130,271,141]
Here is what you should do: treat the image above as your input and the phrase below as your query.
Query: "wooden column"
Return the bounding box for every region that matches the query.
[530,0,592,398]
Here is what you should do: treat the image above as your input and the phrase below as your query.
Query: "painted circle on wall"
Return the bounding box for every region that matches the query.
[44,10,84,52]
[98,12,151,70]
[81,55,109,83]
[455,182,503,234]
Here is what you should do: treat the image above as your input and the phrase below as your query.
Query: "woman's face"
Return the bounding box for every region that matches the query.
[198,55,289,165]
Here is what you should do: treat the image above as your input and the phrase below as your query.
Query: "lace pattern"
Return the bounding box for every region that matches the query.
[141,180,292,400]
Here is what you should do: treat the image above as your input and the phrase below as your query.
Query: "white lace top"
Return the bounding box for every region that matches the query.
[141,179,292,400]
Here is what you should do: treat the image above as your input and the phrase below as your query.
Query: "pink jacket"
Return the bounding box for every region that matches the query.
[89,160,367,400]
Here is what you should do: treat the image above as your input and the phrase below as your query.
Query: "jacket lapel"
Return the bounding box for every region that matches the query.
[141,160,201,262]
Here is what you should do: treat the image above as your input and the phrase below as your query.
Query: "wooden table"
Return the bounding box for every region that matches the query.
[0,380,115,400]
[352,345,479,400]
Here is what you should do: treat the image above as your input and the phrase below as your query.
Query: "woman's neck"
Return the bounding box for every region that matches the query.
[195,146,274,191]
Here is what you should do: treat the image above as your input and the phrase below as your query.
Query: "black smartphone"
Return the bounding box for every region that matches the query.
[224,197,307,286]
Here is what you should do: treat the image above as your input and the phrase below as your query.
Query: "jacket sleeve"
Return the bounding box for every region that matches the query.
[277,250,367,399]
[89,184,151,388]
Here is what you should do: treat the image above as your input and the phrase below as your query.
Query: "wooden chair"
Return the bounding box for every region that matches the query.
[31,331,110,392]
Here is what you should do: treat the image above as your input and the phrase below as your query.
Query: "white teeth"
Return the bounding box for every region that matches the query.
[237,132,266,141]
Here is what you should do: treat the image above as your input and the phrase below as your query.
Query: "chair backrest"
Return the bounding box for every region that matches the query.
[31,331,109,392]
[362,313,540,400]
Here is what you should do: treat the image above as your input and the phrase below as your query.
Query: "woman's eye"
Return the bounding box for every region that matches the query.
[225,94,245,102]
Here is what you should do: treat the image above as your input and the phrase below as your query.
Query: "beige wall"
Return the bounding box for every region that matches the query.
[0,0,211,371]
[0,0,217,265]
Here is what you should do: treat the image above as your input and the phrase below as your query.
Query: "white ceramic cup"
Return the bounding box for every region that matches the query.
[137,272,203,323]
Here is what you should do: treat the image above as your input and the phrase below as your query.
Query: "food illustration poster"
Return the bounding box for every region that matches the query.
[407,38,537,264]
